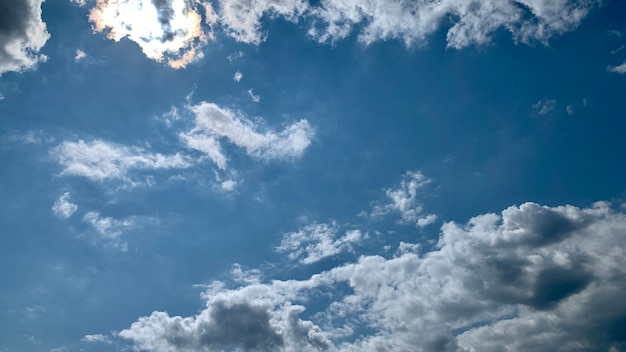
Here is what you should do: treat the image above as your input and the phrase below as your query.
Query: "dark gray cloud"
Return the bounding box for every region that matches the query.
[0,0,49,74]
[200,302,284,351]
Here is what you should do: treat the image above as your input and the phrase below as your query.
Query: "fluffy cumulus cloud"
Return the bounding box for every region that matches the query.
[89,0,217,68]
[372,171,437,227]
[52,192,78,219]
[216,0,597,48]
[121,200,626,352]
[50,139,191,182]
[180,102,314,169]
[0,0,50,75]
[277,223,363,265]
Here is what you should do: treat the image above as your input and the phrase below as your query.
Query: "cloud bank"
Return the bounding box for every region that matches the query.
[121,200,626,351]
[216,0,597,48]
[89,0,216,68]
[0,0,50,74]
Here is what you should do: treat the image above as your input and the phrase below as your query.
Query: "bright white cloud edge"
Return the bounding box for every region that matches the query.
[119,196,626,352]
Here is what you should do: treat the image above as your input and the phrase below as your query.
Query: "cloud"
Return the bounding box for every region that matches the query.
[52,192,78,219]
[50,139,191,182]
[217,0,596,48]
[69,0,86,6]
[227,50,244,62]
[566,104,574,115]
[120,298,330,351]
[0,0,50,75]
[234,70,243,82]
[218,0,309,45]
[277,223,363,264]
[608,61,626,74]
[372,171,437,227]
[220,179,238,191]
[82,334,111,344]
[121,200,626,352]
[89,0,217,68]
[83,211,134,240]
[74,49,87,61]
[180,102,314,169]
[247,88,260,102]
[533,99,557,115]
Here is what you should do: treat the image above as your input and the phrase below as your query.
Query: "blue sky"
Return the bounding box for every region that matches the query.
[1,0,626,351]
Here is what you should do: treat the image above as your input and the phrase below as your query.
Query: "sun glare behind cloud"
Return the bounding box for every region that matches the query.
[89,0,216,68]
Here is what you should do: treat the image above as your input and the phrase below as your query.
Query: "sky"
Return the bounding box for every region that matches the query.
[1,0,626,351]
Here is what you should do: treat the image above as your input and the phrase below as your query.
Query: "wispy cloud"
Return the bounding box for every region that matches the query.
[52,192,78,219]
[180,102,314,169]
[51,139,191,182]
[0,0,49,75]
[89,0,217,68]
[233,70,243,82]
[247,88,260,102]
[608,61,626,74]
[277,223,363,264]
[372,171,437,227]
[533,99,557,115]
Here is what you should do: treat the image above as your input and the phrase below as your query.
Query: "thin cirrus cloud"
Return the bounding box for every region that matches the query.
[0,0,50,75]
[180,102,314,170]
[89,0,217,68]
[50,139,192,182]
[120,199,626,352]
[217,0,597,48]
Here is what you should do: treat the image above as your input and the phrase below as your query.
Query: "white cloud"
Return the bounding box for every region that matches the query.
[50,139,191,182]
[226,50,244,62]
[180,102,314,169]
[220,179,238,191]
[233,70,243,82]
[217,0,596,48]
[82,334,111,344]
[52,192,78,219]
[83,211,134,240]
[608,61,626,74]
[277,223,363,264]
[0,0,50,75]
[533,99,557,115]
[69,0,86,6]
[417,213,438,228]
[74,49,87,61]
[218,0,309,45]
[121,200,626,352]
[566,104,574,115]
[372,171,436,227]
[89,0,217,68]
[247,88,260,102]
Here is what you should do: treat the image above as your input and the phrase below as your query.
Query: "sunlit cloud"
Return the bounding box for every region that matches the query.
[89,0,217,68]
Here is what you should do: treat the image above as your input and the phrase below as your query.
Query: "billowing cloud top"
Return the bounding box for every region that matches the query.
[0,0,49,75]
[121,201,626,352]
[89,0,216,68]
